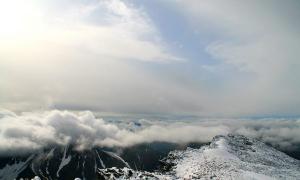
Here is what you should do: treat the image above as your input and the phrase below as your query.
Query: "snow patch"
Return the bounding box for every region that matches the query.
[103,150,131,168]
[0,155,34,180]
[56,146,71,177]
[95,149,106,168]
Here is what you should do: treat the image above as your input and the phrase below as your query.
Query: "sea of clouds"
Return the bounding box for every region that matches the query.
[0,109,299,154]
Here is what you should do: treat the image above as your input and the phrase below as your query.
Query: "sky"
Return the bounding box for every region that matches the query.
[1,0,300,117]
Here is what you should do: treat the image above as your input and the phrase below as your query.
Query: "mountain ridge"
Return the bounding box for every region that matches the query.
[98,134,300,179]
[0,134,299,179]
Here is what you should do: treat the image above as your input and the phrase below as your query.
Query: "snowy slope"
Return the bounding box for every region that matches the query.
[98,134,300,180]
[165,134,300,179]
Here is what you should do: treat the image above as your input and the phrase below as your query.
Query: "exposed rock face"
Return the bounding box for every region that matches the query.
[0,146,131,180]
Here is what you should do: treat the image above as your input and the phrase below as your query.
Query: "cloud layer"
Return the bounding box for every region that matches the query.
[177,0,300,115]
[0,0,299,116]
[1,109,299,154]
[0,0,189,114]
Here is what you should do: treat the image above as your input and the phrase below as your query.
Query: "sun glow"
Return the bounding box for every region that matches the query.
[0,0,43,38]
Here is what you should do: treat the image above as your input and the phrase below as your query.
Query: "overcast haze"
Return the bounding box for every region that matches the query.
[1,0,300,117]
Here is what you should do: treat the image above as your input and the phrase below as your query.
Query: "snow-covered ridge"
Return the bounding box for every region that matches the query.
[165,134,300,179]
[99,134,300,180]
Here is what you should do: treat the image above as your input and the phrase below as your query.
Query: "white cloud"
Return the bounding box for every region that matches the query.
[0,109,299,154]
[183,0,300,74]
[175,0,300,115]
[0,0,189,113]
[1,0,299,116]
[0,0,183,63]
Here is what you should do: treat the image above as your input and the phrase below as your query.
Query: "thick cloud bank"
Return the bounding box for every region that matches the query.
[0,109,299,154]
